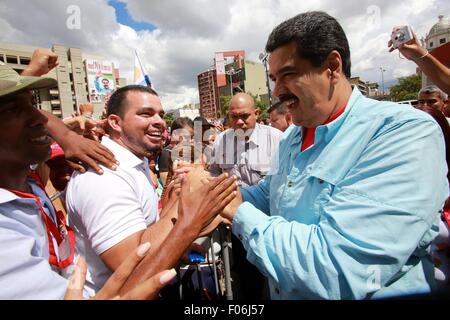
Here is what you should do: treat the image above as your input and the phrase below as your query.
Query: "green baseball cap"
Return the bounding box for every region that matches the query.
[0,65,57,98]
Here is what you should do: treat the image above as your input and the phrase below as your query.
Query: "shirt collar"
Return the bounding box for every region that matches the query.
[0,178,42,204]
[101,136,147,169]
[247,123,262,146]
[0,188,18,204]
[225,123,262,147]
[287,87,363,153]
[317,86,362,143]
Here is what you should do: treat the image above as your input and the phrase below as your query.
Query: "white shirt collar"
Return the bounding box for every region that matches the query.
[0,188,18,204]
[101,136,147,169]
[0,178,42,204]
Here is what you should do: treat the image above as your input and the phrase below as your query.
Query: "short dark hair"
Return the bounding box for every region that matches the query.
[265,11,351,78]
[171,117,194,131]
[268,101,289,115]
[106,85,158,118]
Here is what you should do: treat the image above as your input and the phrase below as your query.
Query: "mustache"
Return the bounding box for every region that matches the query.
[278,94,297,104]
[29,126,50,138]
[278,93,298,104]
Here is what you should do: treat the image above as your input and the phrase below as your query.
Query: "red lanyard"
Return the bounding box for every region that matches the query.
[8,175,76,269]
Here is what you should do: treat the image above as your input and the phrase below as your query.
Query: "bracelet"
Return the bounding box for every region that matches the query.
[414,50,429,61]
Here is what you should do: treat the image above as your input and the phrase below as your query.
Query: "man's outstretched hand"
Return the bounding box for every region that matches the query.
[177,172,238,235]
[64,242,177,300]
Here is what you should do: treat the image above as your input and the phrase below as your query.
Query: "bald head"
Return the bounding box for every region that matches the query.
[230,93,256,109]
[228,93,259,130]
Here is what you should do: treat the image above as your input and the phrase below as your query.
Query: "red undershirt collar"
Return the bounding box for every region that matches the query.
[301,103,347,152]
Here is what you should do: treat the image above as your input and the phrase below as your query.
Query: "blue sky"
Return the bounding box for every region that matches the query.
[108,0,156,31]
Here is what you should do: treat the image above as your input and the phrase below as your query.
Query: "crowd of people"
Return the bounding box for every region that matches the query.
[0,10,449,300]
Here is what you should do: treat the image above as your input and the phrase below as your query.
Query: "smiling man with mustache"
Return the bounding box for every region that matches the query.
[221,11,449,299]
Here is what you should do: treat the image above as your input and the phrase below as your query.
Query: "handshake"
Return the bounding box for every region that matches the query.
[161,163,242,236]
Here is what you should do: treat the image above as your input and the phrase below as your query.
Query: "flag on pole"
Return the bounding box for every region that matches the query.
[134,50,152,88]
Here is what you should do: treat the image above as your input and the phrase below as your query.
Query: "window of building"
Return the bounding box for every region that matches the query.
[0,55,4,63]
[429,41,434,48]
[32,90,41,110]
[6,55,18,64]
[440,38,446,44]
[19,57,30,65]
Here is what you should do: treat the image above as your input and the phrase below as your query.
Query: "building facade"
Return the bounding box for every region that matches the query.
[0,42,126,119]
[198,50,269,120]
[349,77,381,98]
[197,69,220,119]
[243,60,268,101]
[171,104,200,120]
[422,15,450,87]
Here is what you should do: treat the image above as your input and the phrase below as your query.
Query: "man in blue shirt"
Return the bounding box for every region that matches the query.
[222,11,449,299]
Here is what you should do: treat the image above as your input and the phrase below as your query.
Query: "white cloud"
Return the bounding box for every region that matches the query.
[1,0,449,110]
[124,0,236,38]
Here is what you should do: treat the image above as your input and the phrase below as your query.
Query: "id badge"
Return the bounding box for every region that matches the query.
[58,232,72,263]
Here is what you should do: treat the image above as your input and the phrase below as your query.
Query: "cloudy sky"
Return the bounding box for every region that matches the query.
[1,0,449,110]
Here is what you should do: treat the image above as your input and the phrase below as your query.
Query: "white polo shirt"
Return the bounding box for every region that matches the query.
[66,137,159,295]
[0,178,67,299]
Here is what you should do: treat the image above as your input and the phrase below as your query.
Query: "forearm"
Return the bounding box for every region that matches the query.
[120,218,199,294]
[140,206,177,253]
[416,54,450,94]
[240,177,271,215]
[231,202,341,298]
[41,110,73,142]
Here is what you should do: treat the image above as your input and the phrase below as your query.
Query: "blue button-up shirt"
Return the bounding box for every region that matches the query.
[232,88,448,299]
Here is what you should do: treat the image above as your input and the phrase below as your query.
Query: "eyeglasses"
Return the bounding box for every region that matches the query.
[229,113,252,121]
[418,99,439,105]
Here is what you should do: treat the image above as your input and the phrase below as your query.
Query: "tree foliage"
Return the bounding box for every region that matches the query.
[253,94,269,120]
[388,74,421,102]
[220,96,232,118]
[163,113,174,128]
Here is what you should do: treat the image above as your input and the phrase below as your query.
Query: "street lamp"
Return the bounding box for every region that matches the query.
[379,67,386,96]
[259,52,272,106]
[225,68,242,97]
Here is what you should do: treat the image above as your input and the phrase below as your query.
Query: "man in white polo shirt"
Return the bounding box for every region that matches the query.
[66,85,238,296]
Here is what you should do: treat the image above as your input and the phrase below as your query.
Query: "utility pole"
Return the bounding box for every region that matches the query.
[380,67,386,96]
[259,53,272,107]
[225,68,242,97]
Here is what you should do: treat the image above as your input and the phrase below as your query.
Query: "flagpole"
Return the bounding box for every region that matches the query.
[135,49,152,88]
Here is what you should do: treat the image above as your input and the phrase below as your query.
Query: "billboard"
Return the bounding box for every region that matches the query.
[214,50,245,88]
[85,59,115,103]
[215,52,226,87]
